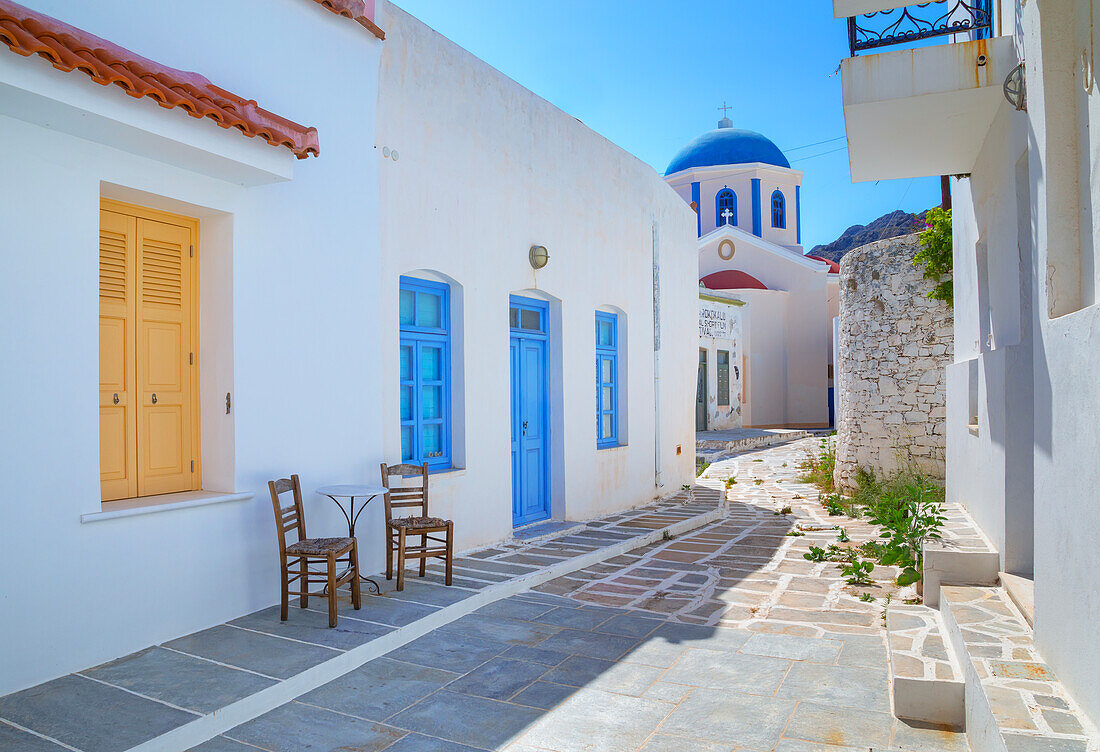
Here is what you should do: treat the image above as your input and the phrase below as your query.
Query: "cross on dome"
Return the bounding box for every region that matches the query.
[717,102,734,130]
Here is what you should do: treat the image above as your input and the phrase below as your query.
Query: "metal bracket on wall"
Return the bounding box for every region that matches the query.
[226,392,231,414]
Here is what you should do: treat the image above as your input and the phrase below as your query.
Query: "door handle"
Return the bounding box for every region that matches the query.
[522,420,528,436]
[151,393,158,405]
[113,393,119,405]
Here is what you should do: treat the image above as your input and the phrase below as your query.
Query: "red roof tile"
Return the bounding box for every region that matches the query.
[805,255,841,274]
[308,0,385,39]
[701,270,769,291]
[0,0,320,159]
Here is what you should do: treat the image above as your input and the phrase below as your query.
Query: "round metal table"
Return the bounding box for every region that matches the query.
[316,484,388,595]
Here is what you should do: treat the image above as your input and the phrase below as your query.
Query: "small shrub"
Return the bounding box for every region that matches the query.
[823,495,846,516]
[696,462,711,477]
[779,506,793,515]
[798,436,837,492]
[859,593,875,603]
[786,531,806,537]
[842,559,875,585]
[826,544,857,564]
[836,527,850,543]
[804,546,828,562]
[725,477,737,488]
[841,465,947,588]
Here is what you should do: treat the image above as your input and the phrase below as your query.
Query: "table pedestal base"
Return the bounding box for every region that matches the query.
[324,568,383,597]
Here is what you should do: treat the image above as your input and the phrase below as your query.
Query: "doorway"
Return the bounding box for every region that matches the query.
[510,296,551,527]
[696,348,708,432]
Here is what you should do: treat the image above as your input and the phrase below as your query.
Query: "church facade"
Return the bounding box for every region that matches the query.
[666,118,838,429]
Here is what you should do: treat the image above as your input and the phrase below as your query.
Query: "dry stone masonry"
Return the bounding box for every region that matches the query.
[836,234,953,491]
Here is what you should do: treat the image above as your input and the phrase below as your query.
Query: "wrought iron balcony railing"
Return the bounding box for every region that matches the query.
[847,0,993,56]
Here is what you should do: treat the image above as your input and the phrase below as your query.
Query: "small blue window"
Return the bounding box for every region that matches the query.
[771,190,786,229]
[595,312,619,448]
[399,276,451,469]
[716,189,736,228]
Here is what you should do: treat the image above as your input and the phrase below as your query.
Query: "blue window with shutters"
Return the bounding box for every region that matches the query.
[399,277,451,469]
[595,312,619,448]
[771,190,786,229]
[716,189,736,227]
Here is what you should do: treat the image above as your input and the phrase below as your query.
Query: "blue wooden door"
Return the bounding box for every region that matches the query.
[510,297,550,527]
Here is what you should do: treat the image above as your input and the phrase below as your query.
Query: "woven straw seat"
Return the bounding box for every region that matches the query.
[389,516,449,530]
[286,537,354,556]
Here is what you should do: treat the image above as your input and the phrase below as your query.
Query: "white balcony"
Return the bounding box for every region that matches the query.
[841,35,1017,182]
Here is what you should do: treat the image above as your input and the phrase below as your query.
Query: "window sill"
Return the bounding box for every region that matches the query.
[402,467,467,479]
[968,423,980,436]
[81,490,254,524]
[597,443,628,451]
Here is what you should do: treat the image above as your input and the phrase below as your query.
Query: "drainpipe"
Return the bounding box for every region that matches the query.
[652,219,663,489]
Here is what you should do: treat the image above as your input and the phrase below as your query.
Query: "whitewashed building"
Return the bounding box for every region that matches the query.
[666,121,838,429]
[0,0,696,697]
[837,0,1100,736]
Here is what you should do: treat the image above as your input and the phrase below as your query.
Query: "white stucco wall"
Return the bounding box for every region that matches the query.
[0,0,383,694]
[375,5,696,551]
[945,0,1100,725]
[668,164,804,250]
[946,105,1034,578]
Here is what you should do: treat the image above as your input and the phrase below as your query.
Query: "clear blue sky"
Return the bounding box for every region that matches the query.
[392,0,940,251]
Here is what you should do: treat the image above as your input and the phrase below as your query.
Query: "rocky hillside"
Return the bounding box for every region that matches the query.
[810,209,929,263]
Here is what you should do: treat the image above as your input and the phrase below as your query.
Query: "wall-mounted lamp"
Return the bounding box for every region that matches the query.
[1004,62,1027,111]
[529,245,550,270]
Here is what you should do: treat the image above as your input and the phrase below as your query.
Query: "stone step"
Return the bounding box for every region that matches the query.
[885,604,965,726]
[999,572,1035,628]
[922,503,1001,608]
[940,584,1097,752]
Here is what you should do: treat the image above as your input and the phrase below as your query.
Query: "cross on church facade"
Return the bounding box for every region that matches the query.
[721,208,734,223]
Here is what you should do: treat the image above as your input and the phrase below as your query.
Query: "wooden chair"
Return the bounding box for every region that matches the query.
[268,474,361,627]
[380,462,454,591]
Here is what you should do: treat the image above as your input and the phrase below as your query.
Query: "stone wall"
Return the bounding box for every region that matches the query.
[835,234,953,490]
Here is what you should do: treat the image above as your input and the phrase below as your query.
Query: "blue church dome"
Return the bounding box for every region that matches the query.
[665,119,790,175]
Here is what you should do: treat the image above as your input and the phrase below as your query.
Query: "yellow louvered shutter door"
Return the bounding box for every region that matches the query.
[136,217,195,496]
[100,209,139,501]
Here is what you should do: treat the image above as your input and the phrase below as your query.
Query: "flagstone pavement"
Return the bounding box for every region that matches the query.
[184,438,970,752]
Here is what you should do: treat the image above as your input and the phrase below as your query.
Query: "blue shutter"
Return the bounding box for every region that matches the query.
[595,312,619,448]
[399,276,451,469]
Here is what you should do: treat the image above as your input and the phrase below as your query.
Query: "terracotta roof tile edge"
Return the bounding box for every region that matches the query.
[0,0,320,159]
[309,0,385,39]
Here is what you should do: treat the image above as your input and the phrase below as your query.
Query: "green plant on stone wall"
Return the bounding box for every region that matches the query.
[914,207,953,306]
